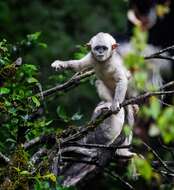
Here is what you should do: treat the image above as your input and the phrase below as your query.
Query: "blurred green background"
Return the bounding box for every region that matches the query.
[0,0,127,60]
[0,0,128,122]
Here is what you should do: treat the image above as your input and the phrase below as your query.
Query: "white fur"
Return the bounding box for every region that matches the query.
[51,33,133,156]
[52,32,128,110]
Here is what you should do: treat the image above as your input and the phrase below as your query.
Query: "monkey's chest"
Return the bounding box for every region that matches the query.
[95,67,117,90]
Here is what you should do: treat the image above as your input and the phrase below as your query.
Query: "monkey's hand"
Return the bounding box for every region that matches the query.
[110,101,120,112]
[92,102,111,122]
[51,60,67,71]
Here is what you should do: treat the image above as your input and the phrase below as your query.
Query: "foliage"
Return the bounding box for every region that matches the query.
[123,26,174,188]
[0,35,64,190]
[0,34,47,152]
[0,1,174,190]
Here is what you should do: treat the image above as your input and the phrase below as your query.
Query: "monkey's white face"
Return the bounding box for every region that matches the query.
[92,44,112,62]
[89,32,117,62]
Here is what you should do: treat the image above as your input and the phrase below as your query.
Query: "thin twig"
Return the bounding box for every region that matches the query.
[105,168,135,190]
[155,169,174,177]
[145,55,174,62]
[160,80,174,90]
[158,138,174,158]
[0,152,10,164]
[144,45,174,59]
[142,141,174,174]
[152,161,174,168]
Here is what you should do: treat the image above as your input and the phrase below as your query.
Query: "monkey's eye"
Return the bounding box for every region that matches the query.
[94,46,108,51]
[94,46,101,51]
[102,46,108,50]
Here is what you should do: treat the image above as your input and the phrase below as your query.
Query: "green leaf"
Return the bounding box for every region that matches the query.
[43,173,57,182]
[23,64,37,71]
[0,87,10,94]
[45,120,53,126]
[27,32,41,41]
[134,156,152,180]
[57,106,69,122]
[149,97,160,119]
[27,77,38,83]
[123,125,132,137]
[20,170,30,175]
[6,138,16,143]
[157,107,174,143]
[31,96,40,107]
[34,179,42,190]
[39,42,47,48]
[13,167,21,172]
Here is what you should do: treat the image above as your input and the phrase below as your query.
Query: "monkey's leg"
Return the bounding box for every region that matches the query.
[115,105,136,157]
[115,133,136,157]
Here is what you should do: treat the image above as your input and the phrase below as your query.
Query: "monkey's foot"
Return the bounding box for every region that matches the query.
[115,149,136,158]
[91,102,111,121]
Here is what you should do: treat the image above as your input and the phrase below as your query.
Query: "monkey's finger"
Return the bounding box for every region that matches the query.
[51,62,57,68]
[51,61,61,68]
[110,102,120,112]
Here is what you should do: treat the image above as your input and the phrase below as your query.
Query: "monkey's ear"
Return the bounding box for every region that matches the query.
[85,43,91,50]
[112,43,119,50]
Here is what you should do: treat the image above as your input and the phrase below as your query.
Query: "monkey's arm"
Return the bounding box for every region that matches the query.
[112,72,128,110]
[51,53,93,72]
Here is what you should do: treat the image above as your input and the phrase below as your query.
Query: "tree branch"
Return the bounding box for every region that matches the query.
[37,70,94,98]
[61,88,174,144]
[25,81,174,151]
[30,147,48,164]
[63,142,131,150]
[62,156,99,166]
[37,45,174,98]
[23,134,56,150]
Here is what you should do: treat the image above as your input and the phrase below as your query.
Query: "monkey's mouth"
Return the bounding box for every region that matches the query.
[96,55,107,62]
[97,55,104,59]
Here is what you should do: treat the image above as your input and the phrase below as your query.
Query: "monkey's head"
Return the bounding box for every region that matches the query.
[87,32,119,62]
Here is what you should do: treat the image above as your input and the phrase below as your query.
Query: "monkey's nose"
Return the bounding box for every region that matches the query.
[98,51,104,55]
